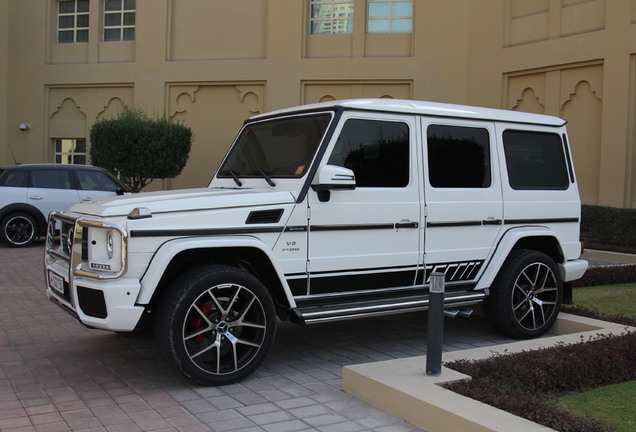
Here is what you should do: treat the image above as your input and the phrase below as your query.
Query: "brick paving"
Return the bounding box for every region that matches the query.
[0,241,516,432]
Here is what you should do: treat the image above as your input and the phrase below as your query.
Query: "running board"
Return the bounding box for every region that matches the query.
[292,291,486,324]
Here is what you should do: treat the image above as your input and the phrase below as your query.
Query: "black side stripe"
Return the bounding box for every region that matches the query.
[427,217,578,228]
[130,227,284,238]
[504,218,579,224]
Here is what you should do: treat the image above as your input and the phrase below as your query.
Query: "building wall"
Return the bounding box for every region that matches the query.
[3,0,636,207]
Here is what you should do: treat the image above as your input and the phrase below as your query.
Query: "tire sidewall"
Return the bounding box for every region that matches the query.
[1,212,37,247]
[486,249,562,339]
[155,264,276,385]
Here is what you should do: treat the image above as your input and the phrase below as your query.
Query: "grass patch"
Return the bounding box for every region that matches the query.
[570,284,636,318]
[553,381,636,432]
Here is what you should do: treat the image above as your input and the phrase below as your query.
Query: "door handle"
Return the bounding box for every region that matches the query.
[82,197,93,202]
[482,218,502,226]
[29,196,43,200]
[395,221,419,229]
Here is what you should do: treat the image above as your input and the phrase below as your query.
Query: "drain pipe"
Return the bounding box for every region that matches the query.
[426,272,445,376]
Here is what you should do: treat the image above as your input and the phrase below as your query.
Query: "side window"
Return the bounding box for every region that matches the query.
[0,171,29,187]
[328,119,410,187]
[503,130,569,190]
[427,125,491,188]
[31,170,72,189]
[76,171,120,191]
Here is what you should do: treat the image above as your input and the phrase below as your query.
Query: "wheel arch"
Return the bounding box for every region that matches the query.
[0,203,47,236]
[138,237,295,316]
[476,227,565,291]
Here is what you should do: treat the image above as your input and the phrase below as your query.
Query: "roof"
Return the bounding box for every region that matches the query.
[0,163,106,172]
[250,99,566,127]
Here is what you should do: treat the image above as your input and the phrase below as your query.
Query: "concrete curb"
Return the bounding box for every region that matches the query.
[343,313,634,432]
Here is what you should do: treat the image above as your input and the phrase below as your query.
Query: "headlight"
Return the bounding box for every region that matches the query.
[106,232,114,259]
[84,227,123,274]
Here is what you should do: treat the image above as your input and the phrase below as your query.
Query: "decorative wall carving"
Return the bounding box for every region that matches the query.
[506,63,603,204]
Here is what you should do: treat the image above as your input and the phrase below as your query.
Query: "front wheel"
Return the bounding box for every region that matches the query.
[155,265,276,385]
[1,212,37,247]
[485,250,562,339]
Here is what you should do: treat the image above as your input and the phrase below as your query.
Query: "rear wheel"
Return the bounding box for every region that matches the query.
[485,249,562,338]
[155,264,276,385]
[1,212,37,247]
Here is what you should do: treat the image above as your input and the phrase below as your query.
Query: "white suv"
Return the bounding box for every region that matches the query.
[44,99,588,385]
[0,164,131,247]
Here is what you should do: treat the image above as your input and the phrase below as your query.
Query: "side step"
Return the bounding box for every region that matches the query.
[293,290,486,324]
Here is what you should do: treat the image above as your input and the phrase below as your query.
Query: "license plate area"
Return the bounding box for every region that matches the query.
[48,270,69,300]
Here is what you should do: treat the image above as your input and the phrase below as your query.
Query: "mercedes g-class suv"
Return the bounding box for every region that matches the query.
[45,99,587,385]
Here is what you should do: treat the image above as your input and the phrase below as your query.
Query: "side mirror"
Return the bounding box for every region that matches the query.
[311,165,356,192]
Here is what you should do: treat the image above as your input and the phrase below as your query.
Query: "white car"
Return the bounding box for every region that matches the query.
[45,99,588,385]
[0,164,131,247]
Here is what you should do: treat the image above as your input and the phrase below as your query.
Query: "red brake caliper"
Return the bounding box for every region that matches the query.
[190,304,212,342]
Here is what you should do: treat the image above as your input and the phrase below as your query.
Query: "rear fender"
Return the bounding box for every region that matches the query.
[475,226,564,291]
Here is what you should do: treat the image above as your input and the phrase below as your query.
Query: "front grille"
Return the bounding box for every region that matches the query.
[77,286,108,319]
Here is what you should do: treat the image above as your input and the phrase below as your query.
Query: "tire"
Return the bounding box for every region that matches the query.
[485,249,562,339]
[1,212,38,247]
[155,264,277,385]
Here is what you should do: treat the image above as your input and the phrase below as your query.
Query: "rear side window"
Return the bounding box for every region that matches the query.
[503,130,569,190]
[427,125,491,188]
[76,170,121,191]
[31,170,72,189]
[0,171,29,187]
[328,119,410,187]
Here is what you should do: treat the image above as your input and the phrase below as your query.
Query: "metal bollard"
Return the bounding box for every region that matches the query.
[426,272,445,376]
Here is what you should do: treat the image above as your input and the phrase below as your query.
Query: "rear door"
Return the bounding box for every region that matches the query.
[422,118,503,286]
[306,112,422,296]
[27,169,80,218]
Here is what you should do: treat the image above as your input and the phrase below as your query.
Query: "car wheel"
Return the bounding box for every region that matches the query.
[155,264,277,385]
[1,212,38,247]
[485,249,562,339]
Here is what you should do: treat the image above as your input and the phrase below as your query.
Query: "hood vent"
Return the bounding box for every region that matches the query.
[246,209,284,224]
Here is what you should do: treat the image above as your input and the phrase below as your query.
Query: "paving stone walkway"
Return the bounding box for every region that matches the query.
[0,241,517,432]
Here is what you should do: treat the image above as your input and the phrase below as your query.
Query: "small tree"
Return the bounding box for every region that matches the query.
[89,107,193,191]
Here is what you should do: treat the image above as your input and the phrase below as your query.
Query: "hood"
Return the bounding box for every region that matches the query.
[70,187,297,217]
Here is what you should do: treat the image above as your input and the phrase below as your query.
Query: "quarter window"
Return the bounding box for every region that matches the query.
[310,0,355,34]
[328,119,410,187]
[104,0,136,42]
[55,139,87,165]
[367,0,413,33]
[503,130,570,190]
[57,0,89,43]
[427,125,491,188]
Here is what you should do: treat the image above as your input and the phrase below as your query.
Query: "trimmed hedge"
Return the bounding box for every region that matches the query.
[581,205,636,254]
[444,331,636,432]
[571,264,636,287]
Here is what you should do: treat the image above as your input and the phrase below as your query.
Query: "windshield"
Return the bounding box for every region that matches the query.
[218,113,332,179]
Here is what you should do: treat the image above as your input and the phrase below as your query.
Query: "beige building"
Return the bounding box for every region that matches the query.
[1,0,635,207]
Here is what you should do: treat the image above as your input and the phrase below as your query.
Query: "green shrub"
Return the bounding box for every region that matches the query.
[581,205,636,253]
[90,107,193,191]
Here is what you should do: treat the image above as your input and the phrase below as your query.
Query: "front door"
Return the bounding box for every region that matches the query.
[306,113,422,296]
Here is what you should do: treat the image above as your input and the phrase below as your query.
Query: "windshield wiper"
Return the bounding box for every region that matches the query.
[224,169,242,187]
[258,170,276,187]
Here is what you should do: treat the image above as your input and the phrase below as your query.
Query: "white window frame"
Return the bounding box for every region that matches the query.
[54,139,87,165]
[104,0,136,42]
[57,0,89,43]
[367,0,413,34]
[309,0,355,35]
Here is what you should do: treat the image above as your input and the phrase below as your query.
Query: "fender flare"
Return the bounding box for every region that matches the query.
[136,236,297,308]
[475,226,564,291]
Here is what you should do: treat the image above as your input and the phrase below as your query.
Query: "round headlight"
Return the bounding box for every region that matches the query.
[107,232,114,259]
